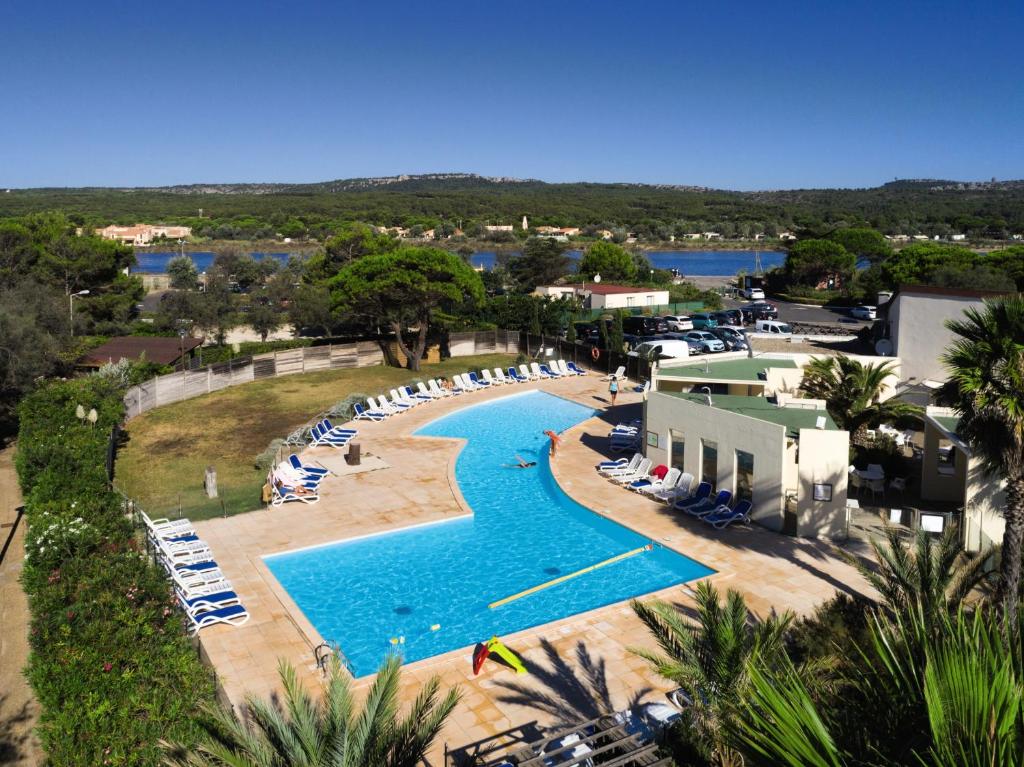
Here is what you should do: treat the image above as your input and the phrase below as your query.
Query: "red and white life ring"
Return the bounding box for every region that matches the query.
[591,346,601,362]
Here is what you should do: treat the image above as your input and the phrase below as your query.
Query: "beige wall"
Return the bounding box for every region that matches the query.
[796,428,851,538]
[920,420,969,504]
[890,293,986,382]
[591,290,670,309]
[964,461,1007,553]
[645,393,787,531]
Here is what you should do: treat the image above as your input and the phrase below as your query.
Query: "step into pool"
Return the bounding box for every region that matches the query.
[264,390,713,676]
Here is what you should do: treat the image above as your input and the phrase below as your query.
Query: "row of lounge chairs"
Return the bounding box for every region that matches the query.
[139,511,251,632]
[596,452,753,529]
[350,361,588,421]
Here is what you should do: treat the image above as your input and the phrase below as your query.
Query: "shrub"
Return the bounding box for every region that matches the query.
[254,438,285,470]
[326,392,370,422]
[16,377,215,766]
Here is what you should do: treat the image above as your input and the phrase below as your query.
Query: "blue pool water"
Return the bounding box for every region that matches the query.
[264,391,713,675]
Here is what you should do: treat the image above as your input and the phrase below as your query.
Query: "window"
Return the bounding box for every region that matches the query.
[670,430,685,473]
[701,439,718,487]
[646,295,655,305]
[626,296,636,307]
[937,437,956,476]
[736,450,754,503]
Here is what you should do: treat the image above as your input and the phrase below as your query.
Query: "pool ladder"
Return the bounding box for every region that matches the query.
[314,641,353,676]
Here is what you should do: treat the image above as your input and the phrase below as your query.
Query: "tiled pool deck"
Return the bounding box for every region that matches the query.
[192,374,871,762]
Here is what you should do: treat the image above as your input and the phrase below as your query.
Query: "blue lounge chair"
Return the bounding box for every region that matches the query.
[288,454,329,479]
[567,361,588,376]
[703,500,753,529]
[402,385,432,402]
[539,364,561,378]
[310,422,354,448]
[187,603,250,633]
[673,482,712,511]
[174,560,219,573]
[686,489,732,517]
[178,588,242,615]
[508,367,529,383]
[354,402,386,421]
[468,371,491,388]
[322,419,358,436]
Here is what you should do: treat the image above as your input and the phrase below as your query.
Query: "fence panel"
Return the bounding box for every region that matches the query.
[208,361,235,392]
[184,369,210,399]
[330,343,360,369]
[302,345,332,373]
[252,353,277,379]
[274,348,305,376]
[356,341,384,366]
[473,330,497,355]
[448,332,476,357]
[229,359,255,386]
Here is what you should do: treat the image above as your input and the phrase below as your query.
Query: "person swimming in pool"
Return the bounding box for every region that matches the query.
[502,454,537,469]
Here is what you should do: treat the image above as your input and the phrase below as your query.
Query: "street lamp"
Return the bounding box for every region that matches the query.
[69,289,89,337]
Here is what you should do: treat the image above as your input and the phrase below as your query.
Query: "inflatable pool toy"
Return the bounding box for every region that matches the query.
[473,636,527,675]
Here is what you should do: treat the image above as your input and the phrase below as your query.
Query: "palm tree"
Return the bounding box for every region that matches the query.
[939,296,1024,617]
[800,355,921,447]
[162,655,461,767]
[848,525,993,628]
[629,581,795,767]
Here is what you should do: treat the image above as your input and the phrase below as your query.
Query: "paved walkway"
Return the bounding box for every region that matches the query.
[0,446,43,766]
[189,374,871,763]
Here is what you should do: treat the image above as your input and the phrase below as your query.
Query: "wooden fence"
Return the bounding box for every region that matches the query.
[123,330,523,419]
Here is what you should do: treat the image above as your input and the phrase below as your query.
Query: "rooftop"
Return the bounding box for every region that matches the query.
[78,336,204,367]
[659,391,838,437]
[657,357,799,382]
[586,284,668,295]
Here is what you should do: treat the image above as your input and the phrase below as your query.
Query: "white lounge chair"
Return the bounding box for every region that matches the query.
[639,467,682,495]
[187,603,250,634]
[390,388,419,407]
[598,452,642,474]
[402,385,432,403]
[602,365,627,381]
[652,472,694,503]
[453,373,475,391]
[482,369,501,386]
[612,458,653,484]
[378,394,411,414]
[601,453,644,476]
[418,381,442,399]
[140,511,194,541]
[493,367,511,384]
[531,362,553,379]
[519,363,539,381]
[354,402,387,421]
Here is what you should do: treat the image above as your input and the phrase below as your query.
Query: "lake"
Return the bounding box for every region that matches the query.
[131,249,784,277]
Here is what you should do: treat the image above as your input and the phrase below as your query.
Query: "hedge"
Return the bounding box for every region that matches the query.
[16,377,215,766]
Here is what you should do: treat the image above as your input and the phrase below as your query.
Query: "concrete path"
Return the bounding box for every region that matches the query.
[0,445,43,766]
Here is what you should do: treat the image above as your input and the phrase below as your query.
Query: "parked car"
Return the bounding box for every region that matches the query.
[743,302,779,321]
[623,315,668,335]
[682,330,726,353]
[850,305,877,320]
[689,313,719,330]
[739,286,766,300]
[661,314,694,331]
[709,326,750,351]
[755,319,793,335]
[714,308,744,327]
[628,339,692,360]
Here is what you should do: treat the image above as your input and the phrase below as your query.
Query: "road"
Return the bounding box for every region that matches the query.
[722,295,872,331]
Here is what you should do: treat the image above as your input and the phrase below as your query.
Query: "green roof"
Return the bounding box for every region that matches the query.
[657,358,799,382]
[933,415,962,440]
[660,392,839,438]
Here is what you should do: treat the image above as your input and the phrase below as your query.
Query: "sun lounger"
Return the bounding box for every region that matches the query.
[602,365,626,381]
[493,368,511,384]
[652,472,694,502]
[403,385,432,402]
[172,566,229,591]
[673,481,712,511]
[175,578,236,602]
[639,467,681,495]
[530,362,553,379]
[684,489,732,517]
[508,366,529,383]
[598,452,642,472]
[310,422,354,448]
[140,511,194,540]
[452,374,475,391]
[170,559,219,574]
[612,458,653,484]
[321,419,357,437]
[177,586,243,615]
[519,364,538,381]
[567,361,587,376]
[271,479,320,507]
[379,394,412,414]
[158,538,214,565]
[426,380,450,398]
[187,603,250,633]
[482,369,501,386]
[468,371,491,388]
[418,381,443,399]
[702,500,753,529]
[354,402,387,421]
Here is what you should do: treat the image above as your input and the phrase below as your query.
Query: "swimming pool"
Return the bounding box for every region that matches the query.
[264,390,713,675]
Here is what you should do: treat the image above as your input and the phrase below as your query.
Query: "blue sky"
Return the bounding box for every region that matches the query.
[2,0,1022,189]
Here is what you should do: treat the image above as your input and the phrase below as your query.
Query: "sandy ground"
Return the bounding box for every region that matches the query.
[0,445,43,766]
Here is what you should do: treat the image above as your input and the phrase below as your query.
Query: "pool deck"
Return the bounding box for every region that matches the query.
[192,373,871,763]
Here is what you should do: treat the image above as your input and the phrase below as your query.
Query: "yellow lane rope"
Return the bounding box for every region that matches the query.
[488,544,653,609]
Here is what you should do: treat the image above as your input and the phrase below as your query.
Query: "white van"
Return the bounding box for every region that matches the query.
[755,320,793,335]
[627,340,691,360]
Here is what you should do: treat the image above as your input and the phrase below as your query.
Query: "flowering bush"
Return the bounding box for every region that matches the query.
[17,377,214,766]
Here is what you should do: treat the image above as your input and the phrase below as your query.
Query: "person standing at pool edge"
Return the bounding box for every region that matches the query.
[609,376,619,406]
[543,430,561,456]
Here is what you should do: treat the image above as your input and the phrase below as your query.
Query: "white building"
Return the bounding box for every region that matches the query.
[95,224,192,245]
[531,283,670,309]
[883,285,1010,385]
[485,224,514,233]
[950,233,967,241]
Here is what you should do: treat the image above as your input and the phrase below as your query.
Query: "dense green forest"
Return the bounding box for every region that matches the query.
[3,174,1024,242]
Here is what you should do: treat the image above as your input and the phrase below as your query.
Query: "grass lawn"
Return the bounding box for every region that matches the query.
[115,353,516,520]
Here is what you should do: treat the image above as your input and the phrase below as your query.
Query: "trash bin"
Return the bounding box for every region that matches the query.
[345,442,361,466]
